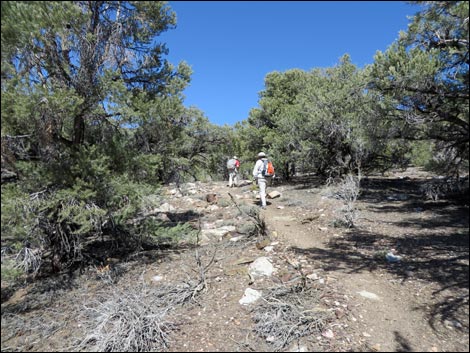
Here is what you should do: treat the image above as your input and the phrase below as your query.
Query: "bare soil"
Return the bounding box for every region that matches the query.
[1,168,469,352]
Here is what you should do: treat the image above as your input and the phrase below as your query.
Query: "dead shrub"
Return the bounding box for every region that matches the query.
[329,174,361,228]
[251,283,333,351]
[77,281,204,352]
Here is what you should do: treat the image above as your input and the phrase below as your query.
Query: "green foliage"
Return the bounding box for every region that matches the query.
[41,187,107,236]
[1,183,40,246]
[0,261,24,282]
[1,169,166,272]
[1,1,207,275]
[237,1,468,179]
[370,1,469,174]
[151,222,196,245]
[105,175,160,224]
[133,153,165,183]
[407,141,435,167]
[241,56,386,179]
[217,198,231,208]
[2,0,190,156]
[238,222,257,236]
[1,183,46,276]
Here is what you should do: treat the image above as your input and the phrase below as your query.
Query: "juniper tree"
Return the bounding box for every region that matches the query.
[370,1,469,175]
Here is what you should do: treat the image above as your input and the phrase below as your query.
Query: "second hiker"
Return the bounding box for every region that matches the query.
[227,156,240,187]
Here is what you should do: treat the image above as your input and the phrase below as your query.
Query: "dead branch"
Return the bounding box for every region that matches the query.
[192,218,217,300]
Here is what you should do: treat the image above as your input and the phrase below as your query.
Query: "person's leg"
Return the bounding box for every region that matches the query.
[259,179,267,207]
[229,171,233,187]
[234,171,238,187]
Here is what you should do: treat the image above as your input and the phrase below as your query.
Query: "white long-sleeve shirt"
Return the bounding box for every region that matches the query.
[253,158,267,179]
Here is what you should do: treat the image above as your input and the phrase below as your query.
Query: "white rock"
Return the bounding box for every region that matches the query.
[249,257,274,278]
[154,202,176,213]
[322,329,334,339]
[386,252,402,263]
[307,273,318,280]
[239,288,262,305]
[267,191,281,199]
[229,235,245,242]
[200,226,236,243]
[357,290,380,300]
[208,204,219,211]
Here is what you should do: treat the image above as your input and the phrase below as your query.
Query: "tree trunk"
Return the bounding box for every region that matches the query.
[73,115,85,145]
[284,162,290,181]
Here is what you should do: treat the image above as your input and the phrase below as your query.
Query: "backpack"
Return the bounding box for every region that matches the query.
[262,159,275,177]
[227,158,236,170]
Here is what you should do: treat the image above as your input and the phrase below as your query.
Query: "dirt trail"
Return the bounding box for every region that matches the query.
[257,174,469,352]
[262,202,424,352]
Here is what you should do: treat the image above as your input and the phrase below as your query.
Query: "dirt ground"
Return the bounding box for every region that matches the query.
[1,168,469,352]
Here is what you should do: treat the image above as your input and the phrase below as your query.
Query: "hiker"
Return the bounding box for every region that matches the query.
[227,156,240,187]
[252,152,273,209]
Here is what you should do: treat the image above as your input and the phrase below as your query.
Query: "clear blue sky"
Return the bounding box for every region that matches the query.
[160,1,419,126]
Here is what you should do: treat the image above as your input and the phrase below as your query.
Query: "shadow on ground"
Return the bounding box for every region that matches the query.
[292,176,469,334]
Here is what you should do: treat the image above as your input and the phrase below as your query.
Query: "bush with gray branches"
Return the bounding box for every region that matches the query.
[251,283,333,351]
[78,278,206,352]
[328,174,361,228]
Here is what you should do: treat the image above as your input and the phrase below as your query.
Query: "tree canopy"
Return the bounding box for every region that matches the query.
[370,0,469,174]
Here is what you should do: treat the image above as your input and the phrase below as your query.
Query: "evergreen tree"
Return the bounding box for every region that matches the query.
[1,1,194,273]
[370,1,469,174]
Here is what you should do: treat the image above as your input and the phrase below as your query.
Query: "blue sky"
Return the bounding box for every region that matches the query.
[160,1,419,126]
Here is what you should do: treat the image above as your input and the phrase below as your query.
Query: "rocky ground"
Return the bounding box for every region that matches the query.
[1,168,469,352]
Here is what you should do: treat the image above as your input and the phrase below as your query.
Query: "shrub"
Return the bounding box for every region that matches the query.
[331,174,361,228]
